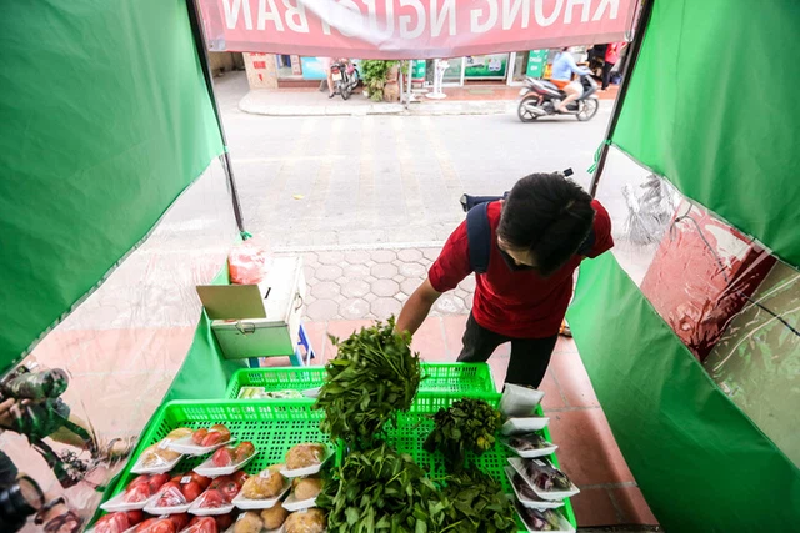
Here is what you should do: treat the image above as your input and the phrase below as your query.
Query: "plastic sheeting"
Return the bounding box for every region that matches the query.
[566,252,800,532]
[2,160,239,531]
[611,0,800,268]
[0,0,224,376]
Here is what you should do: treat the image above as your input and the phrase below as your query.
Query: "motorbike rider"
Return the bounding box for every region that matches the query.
[551,47,592,113]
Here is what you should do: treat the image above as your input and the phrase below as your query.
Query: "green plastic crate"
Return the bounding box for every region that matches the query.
[225,362,497,399]
[109,399,328,497]
[377,395,577,531]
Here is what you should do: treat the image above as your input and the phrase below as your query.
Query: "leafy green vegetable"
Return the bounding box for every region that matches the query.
[440,469,517,533]
[317,443,445,533]
[316,317,422,447]
[425,398,504,469]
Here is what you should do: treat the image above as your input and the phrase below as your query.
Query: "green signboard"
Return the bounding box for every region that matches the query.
[464,54,507,78]
[526,50,548,78]
[411,59,425,79]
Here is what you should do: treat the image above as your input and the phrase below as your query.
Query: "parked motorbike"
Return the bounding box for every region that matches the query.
[331,61,359,100]
[517,74,599,122]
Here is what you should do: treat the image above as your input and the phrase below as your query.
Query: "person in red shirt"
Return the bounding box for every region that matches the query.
[396,173,613,388]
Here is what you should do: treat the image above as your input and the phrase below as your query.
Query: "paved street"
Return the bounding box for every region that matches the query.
[215,72,650,322]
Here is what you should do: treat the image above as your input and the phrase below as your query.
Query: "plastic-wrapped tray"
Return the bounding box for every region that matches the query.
[165,437,233,456]
[188,501,235,515]
[232,479,290,510]
[504,467,564,510]
[194,451,257,478]
[282,492,318,512]
[500,384,545,417]
[501,417,550,435]
[501,435,558,459]
[516,502,575,533]
[99,491,149,512]
[508,457,580,500]
[143,500,191,515]
[130,450,183,474]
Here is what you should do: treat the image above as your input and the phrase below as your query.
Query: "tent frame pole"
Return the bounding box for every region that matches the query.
[185,0,246,235]
[589,0,656,198]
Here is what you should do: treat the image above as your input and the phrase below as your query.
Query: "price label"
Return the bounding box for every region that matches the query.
[181,476,192,484]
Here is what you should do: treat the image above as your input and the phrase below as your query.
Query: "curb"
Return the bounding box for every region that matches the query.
[238,100,517,117]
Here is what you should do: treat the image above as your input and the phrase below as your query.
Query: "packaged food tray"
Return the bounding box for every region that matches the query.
[106,399,329,500]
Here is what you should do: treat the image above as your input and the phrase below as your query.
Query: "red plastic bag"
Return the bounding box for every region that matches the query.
[228,242,269,285]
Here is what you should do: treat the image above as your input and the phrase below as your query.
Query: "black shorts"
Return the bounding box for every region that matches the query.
[456,314,558,388]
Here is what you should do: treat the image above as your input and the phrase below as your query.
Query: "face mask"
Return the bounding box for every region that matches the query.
[500,249,536,272]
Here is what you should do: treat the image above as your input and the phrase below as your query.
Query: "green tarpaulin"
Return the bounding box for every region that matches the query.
[0,0,223,376]
[567,254,800,532]
[612,0,800,268]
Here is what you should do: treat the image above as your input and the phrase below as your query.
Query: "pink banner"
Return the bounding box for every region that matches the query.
[200,0,636,58]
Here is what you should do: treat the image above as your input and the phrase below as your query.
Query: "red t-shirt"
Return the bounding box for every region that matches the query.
[429,200,613,338]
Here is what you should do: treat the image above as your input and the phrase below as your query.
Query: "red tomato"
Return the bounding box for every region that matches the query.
[133,518,158,533]
[182,481,202,503]
[211,447,233,468]
[188,517,217,533]
[190,472,212,490]
[94,513,130,533]
[167,513,190,531]
[197,488,226,508]
[200,431,224,447]
[161,481,181,492]
[219,481,240,502]
[124,483,151,503]
[149,473,170,492]
[127,475,150,490]
[192,428,208,445]
[208,475,232,490]
[126,510,144,525]
[209,423,231,441]
[147,519,176,533]
[214,513,233,531]
[232,470,248,486]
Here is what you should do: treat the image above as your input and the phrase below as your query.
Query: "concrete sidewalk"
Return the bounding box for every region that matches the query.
[239,89,518,116]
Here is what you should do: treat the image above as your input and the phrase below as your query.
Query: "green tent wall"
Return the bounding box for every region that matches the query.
[0,0,224,376]
[573,0,800,530]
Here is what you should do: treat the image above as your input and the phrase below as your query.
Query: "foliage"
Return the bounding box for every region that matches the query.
[361,59,398,101]
[317,443,445,533]
[440,469,517,533]
[315,317,421,447]
[424,398,504,470]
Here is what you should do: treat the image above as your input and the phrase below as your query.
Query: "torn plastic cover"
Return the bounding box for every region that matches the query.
[0,161,238,527]
[589,143,800,471]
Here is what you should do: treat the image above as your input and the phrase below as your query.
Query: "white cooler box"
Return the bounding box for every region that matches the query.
[202,256,306,360]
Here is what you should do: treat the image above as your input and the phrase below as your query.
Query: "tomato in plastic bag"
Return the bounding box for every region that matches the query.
[94,513,130,533]
[228,242,269,285]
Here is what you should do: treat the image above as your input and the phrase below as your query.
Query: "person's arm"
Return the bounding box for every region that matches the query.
[396,278,440,336]
[396,221,471,336]
[567,53,591,76]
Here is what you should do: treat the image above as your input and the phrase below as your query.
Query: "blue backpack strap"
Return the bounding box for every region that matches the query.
[466,202,492,273]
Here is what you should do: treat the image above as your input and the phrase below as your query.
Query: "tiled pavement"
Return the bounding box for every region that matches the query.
[279,316,659,528]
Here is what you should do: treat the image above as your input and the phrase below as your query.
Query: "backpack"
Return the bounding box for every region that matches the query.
[460,169,595,273]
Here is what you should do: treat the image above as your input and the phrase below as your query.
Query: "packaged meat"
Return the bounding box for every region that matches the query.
[501,432,558,458]
[516,502,574,532]
[508,457,580,500]
[504,467,564,510]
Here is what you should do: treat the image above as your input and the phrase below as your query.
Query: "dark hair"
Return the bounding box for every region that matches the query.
[498,173,594,276]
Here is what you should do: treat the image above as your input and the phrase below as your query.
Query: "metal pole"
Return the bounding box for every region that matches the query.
[589,0,656,198]
[406,60,413,109]
[185,0,246,234]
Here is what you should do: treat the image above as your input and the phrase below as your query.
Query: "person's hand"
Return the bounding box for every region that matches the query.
[0,398,16,428]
